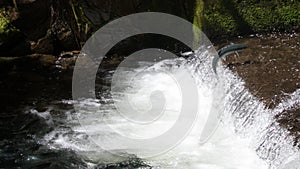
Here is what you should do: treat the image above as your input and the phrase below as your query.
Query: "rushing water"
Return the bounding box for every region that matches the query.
[0,33,299,168]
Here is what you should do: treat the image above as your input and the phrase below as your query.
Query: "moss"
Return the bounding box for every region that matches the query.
[276,5,300,27]
[240,6,275,31]
[203,0,239,38]
[0,8,20,46]
[193,0,204,30]
[202,0,300,38]
[193,0,204,46]
[236,0,299,31]
[204,10,238,35]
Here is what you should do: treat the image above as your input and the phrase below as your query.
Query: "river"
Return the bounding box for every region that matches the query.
[0,32,299,169]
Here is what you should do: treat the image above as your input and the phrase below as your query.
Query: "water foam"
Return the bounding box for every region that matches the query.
[39,46,299,168]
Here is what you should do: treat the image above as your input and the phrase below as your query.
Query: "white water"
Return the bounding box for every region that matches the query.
[37,46,299,169]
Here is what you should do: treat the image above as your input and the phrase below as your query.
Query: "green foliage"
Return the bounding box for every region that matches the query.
[239,6,275,31]
[201,0,300,38]
[202,0,239,37]
[203,2,237,36]
[276,5,300,27]
[69,0,95,36]
[237,0,300,31]
[0,8,20,46]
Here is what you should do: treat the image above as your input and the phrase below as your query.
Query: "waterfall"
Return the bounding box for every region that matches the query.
[39,46,299,169]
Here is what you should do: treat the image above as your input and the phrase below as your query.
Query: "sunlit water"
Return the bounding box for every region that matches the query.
[1,33,299,168]
[32,45,300,169]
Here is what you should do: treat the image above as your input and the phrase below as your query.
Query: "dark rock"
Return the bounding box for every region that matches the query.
[35,102,48,112]
[0,57,18,73]
[1,0,80,56]
[50,19,78,53]
[31,36,54,54]
[12,0,51,41]
[0,8,28,56]
[1,0,299,56]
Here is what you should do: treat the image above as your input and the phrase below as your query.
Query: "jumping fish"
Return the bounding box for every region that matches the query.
[199,44,247,144]
[212,44,247,74]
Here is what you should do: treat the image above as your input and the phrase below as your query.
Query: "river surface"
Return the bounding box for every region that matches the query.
[0,33,299,169]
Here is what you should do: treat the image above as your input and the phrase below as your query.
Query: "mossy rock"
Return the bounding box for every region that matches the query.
[202,0,300,38]
[0,8,22,48]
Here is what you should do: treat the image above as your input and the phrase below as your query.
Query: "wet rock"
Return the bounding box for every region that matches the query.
[0,0,80,56]
[276,109,300,147]
[1,0,299,57]
[59,51,79,58]
[54,23,77,52]
[0,51,80,74]
[221,33,300,145]
[35,102,48,112]
[0,57,18,73]
[31,37,54,54]
[0,8,28,56]
[12,0,51,40]
[222,33,300,107]
[38,54,57,68]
